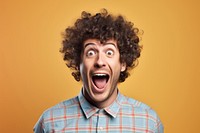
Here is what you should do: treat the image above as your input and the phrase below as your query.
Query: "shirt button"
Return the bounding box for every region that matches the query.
[99,127,103,130]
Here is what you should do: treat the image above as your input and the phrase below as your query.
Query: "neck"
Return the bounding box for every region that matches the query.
[82,87,118,109]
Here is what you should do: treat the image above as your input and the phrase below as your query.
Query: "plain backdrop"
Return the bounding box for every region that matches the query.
[0,0,200,132]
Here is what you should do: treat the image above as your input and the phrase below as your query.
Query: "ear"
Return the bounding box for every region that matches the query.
[120,62,126,72]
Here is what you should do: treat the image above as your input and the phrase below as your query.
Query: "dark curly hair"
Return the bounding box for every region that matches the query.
[60,9,142,82]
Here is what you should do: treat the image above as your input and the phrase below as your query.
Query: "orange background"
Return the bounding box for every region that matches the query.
[0,0,200,132]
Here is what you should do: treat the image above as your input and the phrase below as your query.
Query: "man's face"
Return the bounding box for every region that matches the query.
[80,39,126,108]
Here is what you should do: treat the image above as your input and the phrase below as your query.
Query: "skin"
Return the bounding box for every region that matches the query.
[79,39,126,109]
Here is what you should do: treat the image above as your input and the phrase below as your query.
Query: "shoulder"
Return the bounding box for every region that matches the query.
[122,96,163,131]
[34,96,79,125]
[122,95,160,117]
[120,94,151,110]
[42,96,79,118]
[33,96,80,132]
[120,94,163,130]
[121,93,160,121]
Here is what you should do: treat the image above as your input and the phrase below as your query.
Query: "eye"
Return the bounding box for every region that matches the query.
[86,50,96,57]
[106,50,114,56]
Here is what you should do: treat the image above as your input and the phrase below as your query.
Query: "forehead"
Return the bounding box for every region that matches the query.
[83,39,118,48]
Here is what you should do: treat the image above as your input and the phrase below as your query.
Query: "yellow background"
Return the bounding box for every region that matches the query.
[0,0,200,132]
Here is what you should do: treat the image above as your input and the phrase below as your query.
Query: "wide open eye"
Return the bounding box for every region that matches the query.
[106,50,114,57]
[86,50,96,57]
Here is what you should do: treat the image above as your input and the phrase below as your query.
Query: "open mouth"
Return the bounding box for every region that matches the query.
[92,73,109,89]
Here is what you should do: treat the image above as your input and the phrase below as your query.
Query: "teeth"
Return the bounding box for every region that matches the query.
[94,73,107,76]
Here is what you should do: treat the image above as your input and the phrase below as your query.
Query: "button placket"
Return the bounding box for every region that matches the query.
[97,109,106,132]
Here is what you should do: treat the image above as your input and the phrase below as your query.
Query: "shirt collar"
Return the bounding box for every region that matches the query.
[78,89,124,119]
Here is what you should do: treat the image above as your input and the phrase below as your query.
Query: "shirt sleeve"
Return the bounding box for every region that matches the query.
[155,115,164,133]
[33,114,45,133]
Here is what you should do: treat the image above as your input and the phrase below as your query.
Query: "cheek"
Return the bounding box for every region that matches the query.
[80,60,91,76]
[110,61,123,74]
[109,58,121,67]
[80,66,88,84]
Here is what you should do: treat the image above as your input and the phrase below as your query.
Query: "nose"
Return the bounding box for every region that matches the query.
[94,53,106,68]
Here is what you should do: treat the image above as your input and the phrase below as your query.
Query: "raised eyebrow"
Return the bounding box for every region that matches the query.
[104,43,116,47]
[84,42,117,48]
[84,43,95,48]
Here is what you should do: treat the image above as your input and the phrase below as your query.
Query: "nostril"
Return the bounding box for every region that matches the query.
[94,62,106,68]
[94,63,101,68]
[94,63,99,68]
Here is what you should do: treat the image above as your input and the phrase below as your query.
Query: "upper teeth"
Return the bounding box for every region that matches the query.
[94,74,107,76]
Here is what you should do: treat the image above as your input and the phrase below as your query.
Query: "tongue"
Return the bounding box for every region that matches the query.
[93,78,107,89]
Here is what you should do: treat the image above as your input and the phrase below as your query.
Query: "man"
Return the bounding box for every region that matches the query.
[34,9,164,133]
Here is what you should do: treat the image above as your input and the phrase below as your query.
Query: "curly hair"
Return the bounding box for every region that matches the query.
[60,9,142,82]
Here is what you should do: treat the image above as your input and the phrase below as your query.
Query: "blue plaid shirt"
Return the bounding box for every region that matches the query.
[34,90,163,133]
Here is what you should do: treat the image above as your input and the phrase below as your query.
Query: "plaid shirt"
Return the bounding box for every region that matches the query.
[34,90,163,133]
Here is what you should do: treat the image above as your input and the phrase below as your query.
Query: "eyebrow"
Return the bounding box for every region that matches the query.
[84,43,95,48]
[84,42,117,48]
